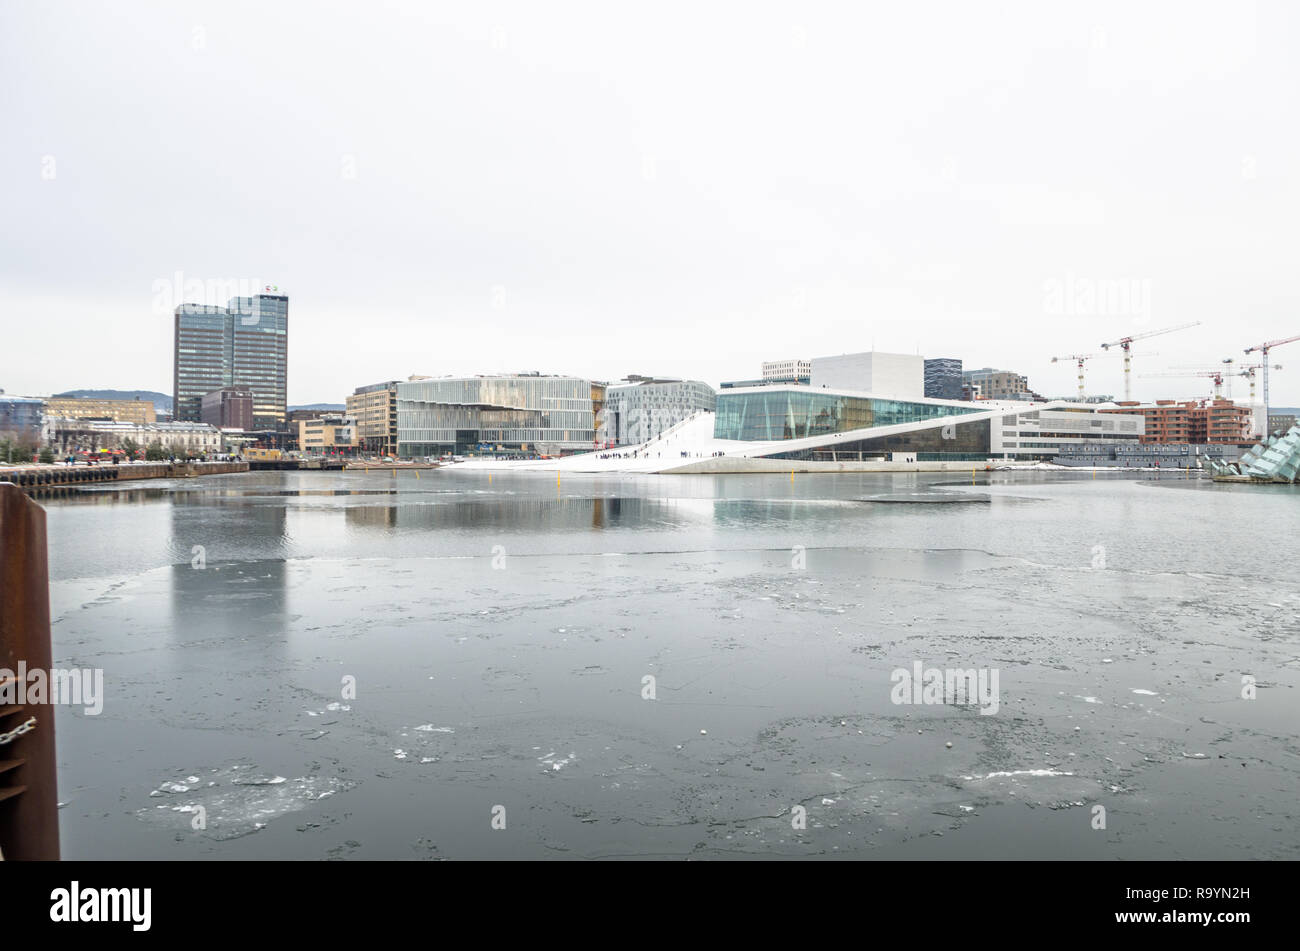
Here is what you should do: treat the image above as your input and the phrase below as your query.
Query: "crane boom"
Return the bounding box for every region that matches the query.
[1098,321,1201,400]
[1243,332,1300,433]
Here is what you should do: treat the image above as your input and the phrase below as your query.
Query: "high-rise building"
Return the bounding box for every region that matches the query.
[173,292,288,429]
[923,358,963,401]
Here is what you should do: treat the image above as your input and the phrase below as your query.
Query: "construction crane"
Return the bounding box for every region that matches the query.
[1050,353,1106,401]
[1236,365,1283,404]
[1100,321,1201,401]
[1142,370,1226,400]
[1173,362,1248,399]
[1244,333,1300,432]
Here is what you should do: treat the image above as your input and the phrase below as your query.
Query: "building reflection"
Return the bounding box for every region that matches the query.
[168,493,289,650]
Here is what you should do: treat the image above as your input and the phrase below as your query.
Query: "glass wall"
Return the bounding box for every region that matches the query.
[714,389,981,441]
[767,418,992,460]
[398,376,595,456]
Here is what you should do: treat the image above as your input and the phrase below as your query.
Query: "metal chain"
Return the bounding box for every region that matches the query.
[0,716,36,746]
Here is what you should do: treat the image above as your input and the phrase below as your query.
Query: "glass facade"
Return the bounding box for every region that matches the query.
[924,358,963,401]
[767,418,993,461]
[173,294,288,429]
[714,389,981,441]
[398,375,595,457]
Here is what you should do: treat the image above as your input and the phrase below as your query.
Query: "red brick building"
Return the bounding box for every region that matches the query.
[1101,399,1253,444]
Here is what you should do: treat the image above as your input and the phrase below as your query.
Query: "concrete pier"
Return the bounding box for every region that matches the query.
[0,461,248,496]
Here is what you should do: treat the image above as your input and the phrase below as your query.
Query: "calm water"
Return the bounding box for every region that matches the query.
[41,468,1300,859]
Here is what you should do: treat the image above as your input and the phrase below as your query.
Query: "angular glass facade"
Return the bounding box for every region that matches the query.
[767,418,992,461]
[714,389,981,441]
[398,375,595,457]
[173,294,288,430]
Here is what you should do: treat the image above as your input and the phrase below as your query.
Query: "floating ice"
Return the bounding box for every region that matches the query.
[135,766,353,840]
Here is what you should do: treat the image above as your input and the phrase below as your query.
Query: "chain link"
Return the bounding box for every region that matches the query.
[0,716,36,746]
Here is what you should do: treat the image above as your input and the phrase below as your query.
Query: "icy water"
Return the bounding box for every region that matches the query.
[41,468,1300,859]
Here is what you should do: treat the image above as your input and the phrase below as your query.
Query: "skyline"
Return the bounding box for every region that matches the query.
[3,1,1300,404]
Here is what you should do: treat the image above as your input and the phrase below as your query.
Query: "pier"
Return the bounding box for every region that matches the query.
[0,461,248,497]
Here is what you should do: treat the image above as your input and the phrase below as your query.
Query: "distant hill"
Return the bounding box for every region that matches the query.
[55,389,171,413]
[290,403,345,411]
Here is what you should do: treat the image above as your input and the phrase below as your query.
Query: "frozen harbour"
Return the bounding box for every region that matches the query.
[42,468,1300,859]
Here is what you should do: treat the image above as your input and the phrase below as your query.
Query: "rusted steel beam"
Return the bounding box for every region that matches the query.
[0,482,60,860]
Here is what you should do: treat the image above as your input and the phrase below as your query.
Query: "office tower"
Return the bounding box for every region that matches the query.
[174,292,288,429]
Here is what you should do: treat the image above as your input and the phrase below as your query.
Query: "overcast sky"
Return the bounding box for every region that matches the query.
[3,0,1298,406]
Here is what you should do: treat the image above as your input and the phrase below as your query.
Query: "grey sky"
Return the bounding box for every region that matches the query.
[2,0,1298,405]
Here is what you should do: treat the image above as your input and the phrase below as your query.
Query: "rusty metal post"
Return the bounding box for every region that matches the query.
[0,482,60,860]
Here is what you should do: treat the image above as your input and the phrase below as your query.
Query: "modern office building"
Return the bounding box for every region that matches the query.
[0,393,45,445]
[923,358,963,401]
[44,396,156,424]
[397,373,595,457]
[200,387,253,431]
[347,381,400,455]
[810,352,925,400]
[173,292,288,430]
[761,359,811,384]
[962,367,1038,401]
[297,414,359,454]
[597,377,716,446]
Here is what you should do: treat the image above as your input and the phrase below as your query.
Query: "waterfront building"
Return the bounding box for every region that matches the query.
[1054,443,1238,469]
[762,359,811,384]
[173,292,288,429]
[44,396,156,425]
[346,382,399,455]
[597,377,716,446]
[397,373,595,457]
[0,393,46,445]
[712,385,1142,463]
[200,387,253,431]
[810,352,925,400]
[297,414,359,454]
[923,358,963,401]
[1101,400,1253,445]
[43,419,221,456]
[1206,421,1300,482]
